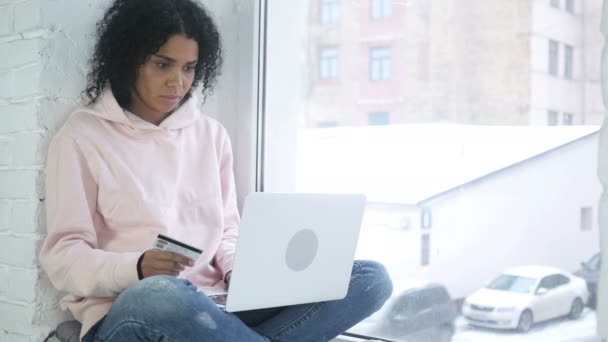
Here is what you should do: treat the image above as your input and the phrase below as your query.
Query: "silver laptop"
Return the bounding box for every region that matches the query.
[198,192,366,312]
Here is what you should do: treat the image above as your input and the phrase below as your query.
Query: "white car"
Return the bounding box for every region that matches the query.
[462,265,588,332]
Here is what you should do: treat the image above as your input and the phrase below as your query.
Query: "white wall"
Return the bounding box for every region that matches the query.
[0,0,250,340]
[427,135,600,299]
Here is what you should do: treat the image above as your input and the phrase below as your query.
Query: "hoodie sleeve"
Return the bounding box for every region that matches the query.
[213,128,240,277]
[39,133,140,298]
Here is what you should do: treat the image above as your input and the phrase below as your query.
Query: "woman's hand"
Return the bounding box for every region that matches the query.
[140,249,195,278]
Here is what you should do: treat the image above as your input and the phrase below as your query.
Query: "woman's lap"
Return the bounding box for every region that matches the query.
[83,260,392,342]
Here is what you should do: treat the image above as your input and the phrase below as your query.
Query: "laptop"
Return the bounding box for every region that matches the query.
[198,192,367,312]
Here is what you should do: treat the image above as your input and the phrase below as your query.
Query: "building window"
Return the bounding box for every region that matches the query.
[371,0,392,19]
[550,0,560,8]
[566,0,575,13]
[421,234,430,266]
[370,47,391,81]
[368,112,390,125]
[317,121,339,128]
[547,110,559,126]
[549,40,559,76]
[563,112,573,125]
[320,0,339,26]
[581,207,593,231]
[564,44,573,79]
[319,47,339,80]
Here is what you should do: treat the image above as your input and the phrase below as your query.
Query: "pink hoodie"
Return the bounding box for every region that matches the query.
[39,89,240,338]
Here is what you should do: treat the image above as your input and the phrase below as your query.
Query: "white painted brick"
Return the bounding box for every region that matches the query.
[14,0,40,32]
[0,201,9,230]
[0,5,10,36]
[0,68,13,95]
[0,137,10,166]
[12,63,42,98]
[11,131,45,166]
[0,103,40,133]
[0,39,43,70]
[0,235,38,268]
[0,301,36,333]
[0,267,37,302]
[11,201,38,234]
[0,170,39,198]
[0,330,33,342]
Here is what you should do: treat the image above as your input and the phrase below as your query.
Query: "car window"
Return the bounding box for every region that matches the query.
[390,293,414,316]
[428,287,450,304]
[538,275,557,290]
[487,274,536,293]
[554,274,570,287]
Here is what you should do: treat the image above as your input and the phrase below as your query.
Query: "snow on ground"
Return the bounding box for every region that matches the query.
[453,309,600,342]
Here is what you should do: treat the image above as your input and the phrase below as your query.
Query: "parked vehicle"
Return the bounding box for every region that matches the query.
[574,252,601,309]
[354,280,456,342]
[462,266,588,333]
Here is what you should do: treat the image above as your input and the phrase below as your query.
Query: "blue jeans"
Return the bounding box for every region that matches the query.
[82,260,392,342]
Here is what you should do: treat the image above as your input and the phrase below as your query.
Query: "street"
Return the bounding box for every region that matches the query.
[453,308,600,342]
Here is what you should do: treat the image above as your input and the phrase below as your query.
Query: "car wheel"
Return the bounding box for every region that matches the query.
[568,297,584,319]
[438,324,454,342]
[517,310,533,333]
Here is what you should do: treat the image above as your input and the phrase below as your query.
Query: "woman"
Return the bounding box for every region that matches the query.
[39,0,393,341]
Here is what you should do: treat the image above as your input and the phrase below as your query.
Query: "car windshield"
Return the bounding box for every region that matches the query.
[588,254,601,270]
[486,274,536,293]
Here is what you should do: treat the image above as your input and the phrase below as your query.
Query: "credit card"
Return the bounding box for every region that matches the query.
[153,234,203,261]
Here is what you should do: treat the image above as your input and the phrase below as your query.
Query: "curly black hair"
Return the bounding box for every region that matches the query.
[85,0,222,107]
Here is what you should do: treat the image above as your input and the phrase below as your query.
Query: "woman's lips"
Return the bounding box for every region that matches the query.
[160,95,182,105]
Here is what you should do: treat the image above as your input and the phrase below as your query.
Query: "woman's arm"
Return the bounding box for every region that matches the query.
[213,128,240,280]
[39,133,140,298]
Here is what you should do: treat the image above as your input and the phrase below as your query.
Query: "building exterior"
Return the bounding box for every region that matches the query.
[308,0,603,127]
[296,125,600,298]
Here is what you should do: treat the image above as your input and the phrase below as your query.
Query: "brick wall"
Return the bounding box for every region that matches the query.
[0,0,238,340]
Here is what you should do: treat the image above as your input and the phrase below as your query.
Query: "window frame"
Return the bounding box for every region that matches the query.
[564,44,573,79]
[320,0,340,26]
[370,0,392,20]
[370,46,392,81]
[549,39,560,76]
[319,46,340,80]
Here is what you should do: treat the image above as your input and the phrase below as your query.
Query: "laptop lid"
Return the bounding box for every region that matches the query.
[225,192,366,312]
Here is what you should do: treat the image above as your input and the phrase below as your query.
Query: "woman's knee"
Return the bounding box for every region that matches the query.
[113,275,202,321]
[354,260,393,304]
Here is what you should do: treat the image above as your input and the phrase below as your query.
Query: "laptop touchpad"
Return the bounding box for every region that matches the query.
[286,229,318,272]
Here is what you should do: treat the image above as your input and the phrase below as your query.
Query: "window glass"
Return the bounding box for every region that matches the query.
[549,40,559,76]
[320,0,339,25]
[262,1,603,340]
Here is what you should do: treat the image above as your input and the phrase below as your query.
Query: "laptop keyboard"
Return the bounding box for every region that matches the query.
[208,294,227,310]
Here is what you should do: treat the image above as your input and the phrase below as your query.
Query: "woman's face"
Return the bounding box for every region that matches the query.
[129,34,199,125]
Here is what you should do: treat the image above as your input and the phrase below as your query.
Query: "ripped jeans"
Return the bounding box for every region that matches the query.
[82,260,392,342]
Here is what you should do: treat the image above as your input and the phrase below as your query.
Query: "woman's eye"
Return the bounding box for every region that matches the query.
[184,66,196,73]
[157,63,169,69]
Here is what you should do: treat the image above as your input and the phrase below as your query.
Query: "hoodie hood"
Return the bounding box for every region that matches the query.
[80,88,201,131]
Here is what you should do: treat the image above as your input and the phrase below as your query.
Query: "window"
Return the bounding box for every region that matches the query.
[370,47,391,81]
[260,2,603,340]
[581,207,593,231]
[371,0,392,19]
[320,0,339,26]
[317,121,339,128]
[368,111,390,125]
[319,47,339,80]
[566,0,575,13]
[565,44,573,79]
[549,40,559,76]
[547,110,559,125]
[421,234,430,266]
[550,0,560,8]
